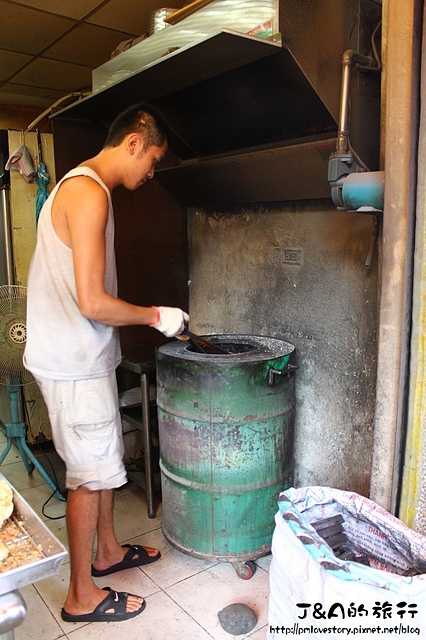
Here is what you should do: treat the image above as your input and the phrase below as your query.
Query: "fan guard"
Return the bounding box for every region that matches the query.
[0,285,34,386]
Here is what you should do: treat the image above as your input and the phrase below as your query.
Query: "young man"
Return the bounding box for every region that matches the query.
[24,103,189,623]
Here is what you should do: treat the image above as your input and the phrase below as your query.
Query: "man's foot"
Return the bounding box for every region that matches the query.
[92,544,161,576]
[61,586,145,623]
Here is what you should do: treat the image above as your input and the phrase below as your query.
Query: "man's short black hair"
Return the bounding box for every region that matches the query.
[104,102,170,150]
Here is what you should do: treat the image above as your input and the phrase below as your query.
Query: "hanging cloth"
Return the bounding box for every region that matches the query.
[5,142,36,183]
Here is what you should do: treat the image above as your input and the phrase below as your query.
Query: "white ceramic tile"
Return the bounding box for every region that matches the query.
[18,483,67,520]
[0,440,59,491]
[62,589,213,640]
[0,445,34,469]
[39,513,69,549]
[0,441,273,640]
[111,483,162,541]
[91,565,162,599]
[42,484,161,555]
[34,557,160,634]
[248,623,269,639]
[255,554,271,572]
[1,455,52,491]
[166,561,270,639]
[135,526,218,590]
[14,583,65,640]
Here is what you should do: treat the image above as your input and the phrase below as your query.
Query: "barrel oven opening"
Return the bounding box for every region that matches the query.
[185,340,255,354]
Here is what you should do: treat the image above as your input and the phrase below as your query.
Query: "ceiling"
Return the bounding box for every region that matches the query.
[0,0,185,110]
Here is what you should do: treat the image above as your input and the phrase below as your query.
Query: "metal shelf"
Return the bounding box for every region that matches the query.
[52,30,281,126]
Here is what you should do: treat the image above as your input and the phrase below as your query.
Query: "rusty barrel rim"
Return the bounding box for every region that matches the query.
[157,334,295,361]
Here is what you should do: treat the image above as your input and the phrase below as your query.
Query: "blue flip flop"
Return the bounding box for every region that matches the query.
[61,587,146,623]
[91,544,161,577]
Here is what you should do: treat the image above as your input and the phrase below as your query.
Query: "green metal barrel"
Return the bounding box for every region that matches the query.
[156,335,296,565]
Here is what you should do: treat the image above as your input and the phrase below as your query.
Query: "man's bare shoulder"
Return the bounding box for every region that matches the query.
[59,172,106,194]
[51,173,109,246]
[55,173,108,208]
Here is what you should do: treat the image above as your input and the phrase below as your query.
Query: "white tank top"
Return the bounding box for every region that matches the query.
[24,167,121,380]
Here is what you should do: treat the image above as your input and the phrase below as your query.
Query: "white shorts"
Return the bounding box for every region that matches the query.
[34,372,127,491]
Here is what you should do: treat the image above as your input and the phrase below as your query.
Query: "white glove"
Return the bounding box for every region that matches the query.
[151,306,189,338]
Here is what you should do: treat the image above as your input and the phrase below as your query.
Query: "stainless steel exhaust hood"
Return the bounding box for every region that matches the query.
[52,0,381,207]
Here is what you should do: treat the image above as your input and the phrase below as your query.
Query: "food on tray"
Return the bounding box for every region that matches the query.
[0,539,8,562]
[0,517,43,572]
[0,481,44,571]
[0,480,13,527]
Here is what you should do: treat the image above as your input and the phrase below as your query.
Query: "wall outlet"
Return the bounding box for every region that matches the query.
[283,248,303,266]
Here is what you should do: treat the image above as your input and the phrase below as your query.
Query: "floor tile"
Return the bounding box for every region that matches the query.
[255,554,271,572]
[0,438,273,640]
[111,483,162,540]
[248,623,268,639]
[34,558,161,634]
[19,484,67,520]
[37,513,68,549]
[63,590,213,640]
[0,444,22,466]
[0,458,47,490]
[136,526,218,590]
[165,561,270,639]
[15,583,65,640]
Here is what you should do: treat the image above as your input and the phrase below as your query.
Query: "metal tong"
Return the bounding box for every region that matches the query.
[180,328,228,354]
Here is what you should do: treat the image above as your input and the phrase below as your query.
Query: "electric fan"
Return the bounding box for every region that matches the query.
[0,284,65,500]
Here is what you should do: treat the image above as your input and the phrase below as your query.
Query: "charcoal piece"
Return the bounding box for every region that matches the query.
[326,532,348,550]
[218,603,257,635]
[403,567,422,577]
[354,554,370,566]
[316,523,345,539]
[336,547,356,561]
[311,515,344,531]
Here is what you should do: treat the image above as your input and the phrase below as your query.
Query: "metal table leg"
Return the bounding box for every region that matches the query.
[140,372,155,519]
[0,591,26,640]
[118,359,158,518]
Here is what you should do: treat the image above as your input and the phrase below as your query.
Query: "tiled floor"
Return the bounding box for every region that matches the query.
[0,430,271,640]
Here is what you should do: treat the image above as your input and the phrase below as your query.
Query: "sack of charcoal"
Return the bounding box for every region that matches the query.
[268,486,426,639]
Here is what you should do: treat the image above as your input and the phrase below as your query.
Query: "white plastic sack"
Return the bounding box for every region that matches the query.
[268,486,426,639]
